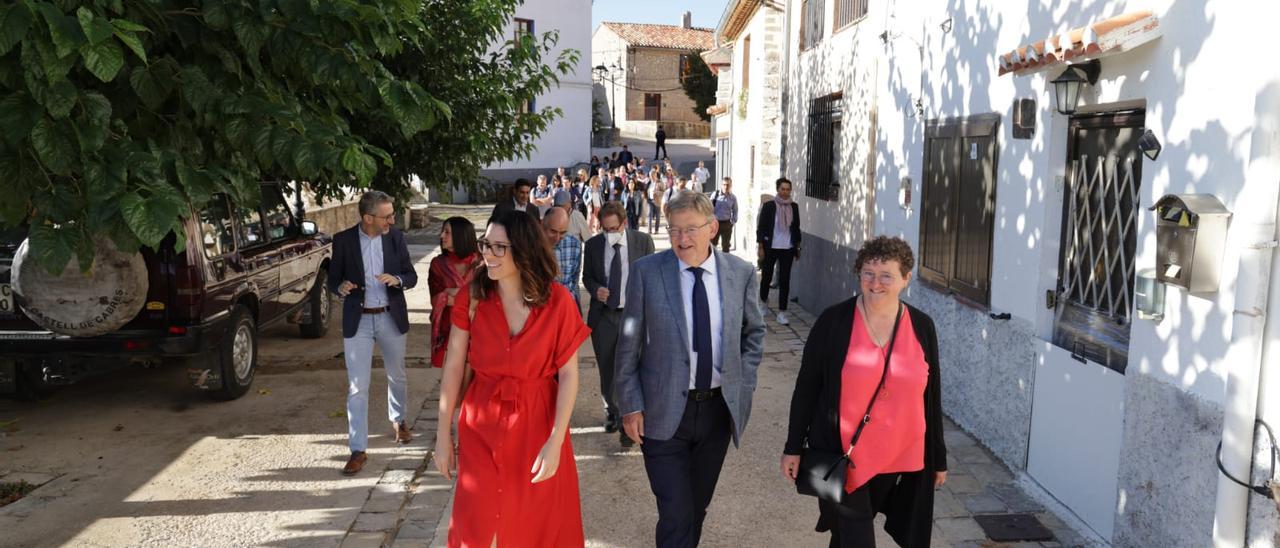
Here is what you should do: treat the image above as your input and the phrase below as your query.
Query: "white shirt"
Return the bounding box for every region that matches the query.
[603,233,629,309]
[693,167,710,184]
[771,205,793,250]
[678,251,723,389]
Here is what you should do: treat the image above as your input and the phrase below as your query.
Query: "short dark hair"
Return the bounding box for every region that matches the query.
[598,201,626,225]
[472,210,558,307]
[512,178,533,191]
[442,216,477,258]
[854,236,916,276]
[358,190,393,216]
[776,177,793,191]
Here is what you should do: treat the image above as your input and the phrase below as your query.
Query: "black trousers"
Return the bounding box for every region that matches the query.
[818,473,901,548]
[713,220,733,252]
[655,142,668,159]
[589,308,623,418]
[641,393,732,548]
[760,247,795,311]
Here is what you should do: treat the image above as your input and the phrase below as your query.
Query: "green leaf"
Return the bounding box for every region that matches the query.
[201,3,229,30]
[109,18,149,33]
[29,77,78,118]
[76,7,114,45]
[81,39,124,82]
[0,93,42,145]
[0,153,32,224]
[341,145,376,184]
[114,30,145,63]
[291,140,317,178]
[83,159,123,204]
[224,117,250,147]
[0,4,35,56]
[120,187,184,248]
[176,160,217,205]
[75,91,111,153]
[128,65,166,108]
[30,117,76,175]
[28,224,73,276]
[36,4,85,59]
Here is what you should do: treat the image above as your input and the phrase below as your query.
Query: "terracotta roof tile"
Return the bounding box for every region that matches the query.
[998,10,1161,76]
[601,22,714,51]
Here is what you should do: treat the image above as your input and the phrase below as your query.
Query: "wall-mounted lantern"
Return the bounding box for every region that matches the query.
[1138,129,1162,160]
[1050,59,1101,115]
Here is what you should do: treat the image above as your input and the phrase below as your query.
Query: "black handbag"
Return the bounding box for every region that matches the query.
[796,300,903,503]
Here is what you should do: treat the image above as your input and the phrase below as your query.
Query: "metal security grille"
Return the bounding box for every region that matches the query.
[805,94,842,201]
[836,0,869,30]
[1051,111,1144,372]
[800,0,825,50]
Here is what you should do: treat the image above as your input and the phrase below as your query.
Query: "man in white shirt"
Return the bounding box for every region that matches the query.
[614,190,766,547]
[692,160,711,193]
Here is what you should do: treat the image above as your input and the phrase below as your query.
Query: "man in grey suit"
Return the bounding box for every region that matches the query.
[614,190,766,548]
[584,201,656,445]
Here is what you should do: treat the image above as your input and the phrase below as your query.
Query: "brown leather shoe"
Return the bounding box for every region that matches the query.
[394,422,412,445]
[341,452,367,476]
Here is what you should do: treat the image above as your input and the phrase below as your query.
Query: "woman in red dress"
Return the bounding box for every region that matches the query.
[427,217,479,368]
[435,210,591,547]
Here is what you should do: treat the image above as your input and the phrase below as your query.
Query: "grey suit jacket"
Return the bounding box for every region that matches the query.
[613,249,766,446]
[583,229,655,329]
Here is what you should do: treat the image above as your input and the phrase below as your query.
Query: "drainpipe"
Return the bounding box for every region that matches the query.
[778,0,793,177]
[1212,82,1280,547]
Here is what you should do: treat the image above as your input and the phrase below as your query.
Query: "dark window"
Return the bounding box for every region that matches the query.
[741,36,751,89]
[234,201,265,248]
[679,54,692,81]
[519,97,536,114]
[260,185,297,242]
[918,114,999,305]
[1051,111,1145,373]
[200,195,236,258]
[805,93,842,201]
[514,18,534,40]
[835,0,868,31]
[800,0,826,50]
[644,93,661,120]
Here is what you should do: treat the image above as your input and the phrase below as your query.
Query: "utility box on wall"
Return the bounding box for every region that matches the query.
[1149,194,1232,293]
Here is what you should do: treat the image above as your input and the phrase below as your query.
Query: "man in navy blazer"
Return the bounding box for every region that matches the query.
[327,191,419,475]
[615,190,766,547]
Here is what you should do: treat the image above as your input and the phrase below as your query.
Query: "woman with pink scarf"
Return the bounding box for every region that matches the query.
[756,177,802,326]
[427,217,479,367]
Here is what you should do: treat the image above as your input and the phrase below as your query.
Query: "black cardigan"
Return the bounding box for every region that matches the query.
[756,200,802,250]
[784,296,947,548]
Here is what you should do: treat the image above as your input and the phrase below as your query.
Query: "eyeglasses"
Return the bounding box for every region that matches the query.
[668,220,712,239]
[859,271,900,286]
[364,212,396,222]
[478,239,510,257]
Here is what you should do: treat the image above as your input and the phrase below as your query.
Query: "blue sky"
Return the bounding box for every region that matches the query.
[591,0,725,31]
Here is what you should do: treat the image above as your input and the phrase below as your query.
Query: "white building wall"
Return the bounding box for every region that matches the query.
[488,0,593,172]
[780,0,1280,545]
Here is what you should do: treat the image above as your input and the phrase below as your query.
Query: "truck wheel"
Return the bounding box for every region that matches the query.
[213,305,257,400]
[298,270,331,339]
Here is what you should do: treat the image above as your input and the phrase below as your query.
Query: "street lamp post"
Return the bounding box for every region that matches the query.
[593,62,621,129]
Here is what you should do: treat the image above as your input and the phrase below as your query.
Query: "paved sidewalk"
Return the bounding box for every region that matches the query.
[340,205,1098,548]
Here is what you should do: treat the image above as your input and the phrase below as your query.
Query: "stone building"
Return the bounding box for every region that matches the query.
[718,0,1280,545]
[591,14,714,141]
[706,0,787,255]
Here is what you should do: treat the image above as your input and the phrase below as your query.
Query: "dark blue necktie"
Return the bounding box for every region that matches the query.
[689,267,712,390]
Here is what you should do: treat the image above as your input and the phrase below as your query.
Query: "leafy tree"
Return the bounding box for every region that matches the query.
[680,51,715,123]
[0,0,576,273]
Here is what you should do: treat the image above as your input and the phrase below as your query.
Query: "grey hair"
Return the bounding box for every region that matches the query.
[664,190,714,222]
[358,190,394,216]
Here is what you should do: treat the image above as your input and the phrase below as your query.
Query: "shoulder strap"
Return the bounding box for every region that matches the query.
[846,299,904,461]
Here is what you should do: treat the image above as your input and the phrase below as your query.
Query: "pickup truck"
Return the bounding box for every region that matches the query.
[0,182,333,400]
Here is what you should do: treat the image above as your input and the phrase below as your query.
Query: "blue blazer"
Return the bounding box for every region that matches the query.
[327,224,418,338]
[613,249,766,446]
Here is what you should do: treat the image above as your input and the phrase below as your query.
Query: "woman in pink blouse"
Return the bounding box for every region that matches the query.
[781,236,948,547]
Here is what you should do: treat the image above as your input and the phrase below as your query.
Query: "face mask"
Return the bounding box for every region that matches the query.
[606,231,623,247]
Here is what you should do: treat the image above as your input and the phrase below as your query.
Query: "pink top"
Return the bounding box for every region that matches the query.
[840,305,929,493]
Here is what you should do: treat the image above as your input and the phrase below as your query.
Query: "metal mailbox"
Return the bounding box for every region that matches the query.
[1149,194,1231,292]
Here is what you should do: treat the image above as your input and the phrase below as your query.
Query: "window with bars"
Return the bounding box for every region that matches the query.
[1051,111,1145,373]
[835,0,868,30]
[805,93,842,201]
[918,114,999,305]
[800,0,826,50]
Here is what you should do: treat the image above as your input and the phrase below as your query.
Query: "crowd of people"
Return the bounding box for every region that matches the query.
[329,175,949,547]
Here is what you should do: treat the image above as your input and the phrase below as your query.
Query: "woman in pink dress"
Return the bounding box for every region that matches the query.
[435,210,591,547]
[782,236,948,547]
[427,217,479,368]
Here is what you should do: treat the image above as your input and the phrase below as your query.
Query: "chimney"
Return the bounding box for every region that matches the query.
[682,11,692,29]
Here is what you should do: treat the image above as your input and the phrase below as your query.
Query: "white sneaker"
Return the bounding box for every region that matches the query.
[776,311,790,325]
